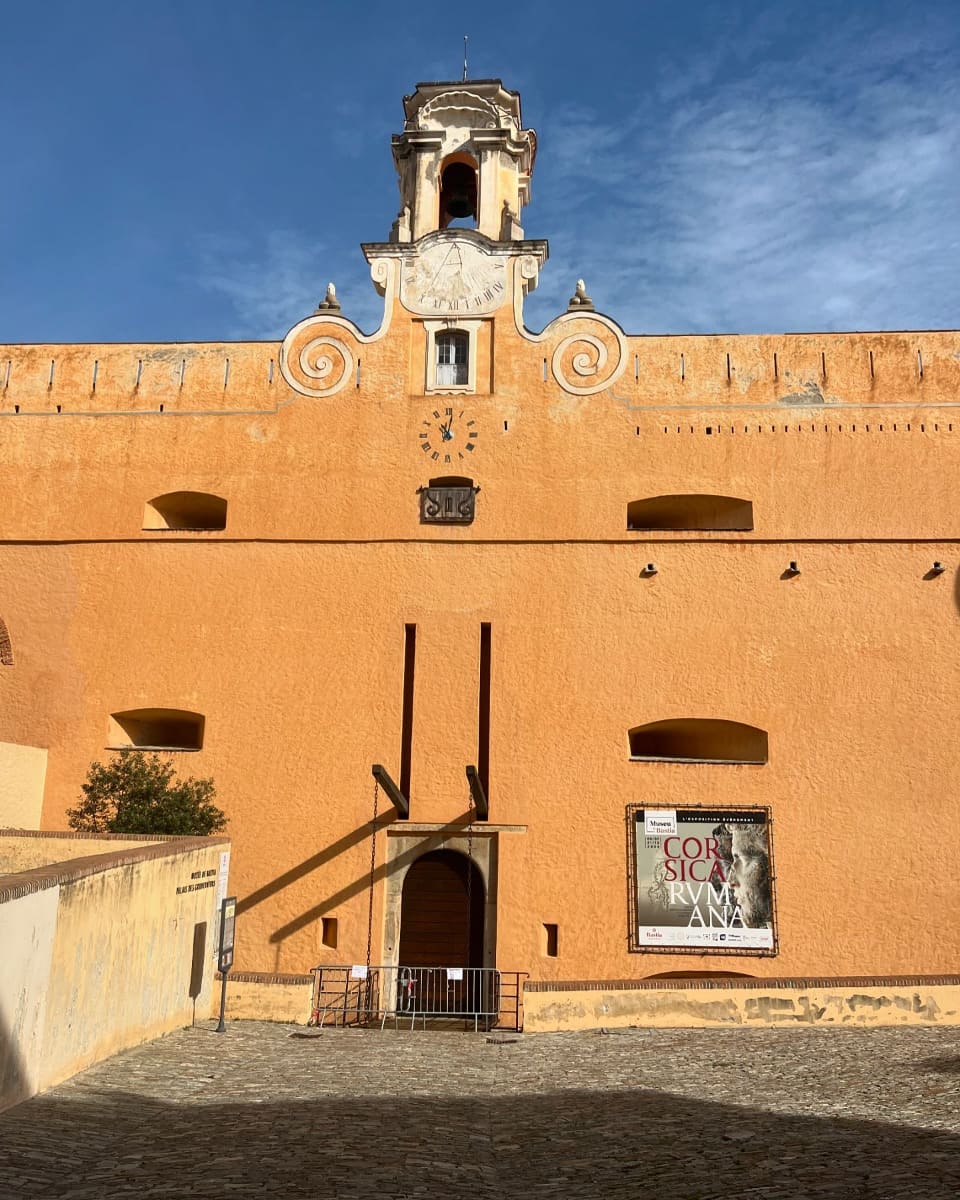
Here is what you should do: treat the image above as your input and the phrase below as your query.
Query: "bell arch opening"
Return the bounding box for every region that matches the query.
[398,849,484,969]
[438,156,478,229]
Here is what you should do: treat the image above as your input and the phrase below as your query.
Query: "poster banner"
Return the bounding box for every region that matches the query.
[634,808,774,951]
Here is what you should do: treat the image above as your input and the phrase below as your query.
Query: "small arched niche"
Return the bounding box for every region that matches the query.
[628,719,768,764]
[439,154,478,229]
[143,492,227,531]
[109,708,205,751]
[627,494,753,531]
[0,618,13,666]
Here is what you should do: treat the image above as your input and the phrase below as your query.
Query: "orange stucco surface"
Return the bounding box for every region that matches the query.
[2,77,959,988]
[1,312,958,981]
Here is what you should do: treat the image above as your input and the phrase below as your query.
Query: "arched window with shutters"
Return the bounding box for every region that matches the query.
[435,330,469,386]
[425,321,479,394]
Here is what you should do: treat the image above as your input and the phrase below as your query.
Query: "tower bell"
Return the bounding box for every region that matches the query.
[390,79,537,243]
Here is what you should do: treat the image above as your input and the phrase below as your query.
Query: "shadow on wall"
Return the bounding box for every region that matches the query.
[236,812,475,953]
[0,1010,28,1114]
[1,1070,959,1196]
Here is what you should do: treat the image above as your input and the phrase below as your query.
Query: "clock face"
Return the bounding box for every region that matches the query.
[418,406,479,465]
[401,237,507,316]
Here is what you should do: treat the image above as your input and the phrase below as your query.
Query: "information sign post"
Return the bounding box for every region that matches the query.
[215,896,236,1033]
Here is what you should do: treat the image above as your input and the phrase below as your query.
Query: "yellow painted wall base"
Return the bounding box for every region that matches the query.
[212,973,314,1025]
[523,979,960,1031]
[1,831,230,1110]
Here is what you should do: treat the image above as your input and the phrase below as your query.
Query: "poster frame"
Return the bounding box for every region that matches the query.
[625,803,779,956]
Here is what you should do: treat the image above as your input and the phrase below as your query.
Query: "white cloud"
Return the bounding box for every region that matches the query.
[193,229,382,340]
[526,13,960,334]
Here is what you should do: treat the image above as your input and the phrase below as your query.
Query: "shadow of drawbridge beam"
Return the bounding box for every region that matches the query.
[236,823,374,918]
[233,811,477,945]
[267,812,476,944]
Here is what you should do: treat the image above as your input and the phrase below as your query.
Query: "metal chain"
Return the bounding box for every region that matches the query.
[366,777,380,972]
[466,791,475,968]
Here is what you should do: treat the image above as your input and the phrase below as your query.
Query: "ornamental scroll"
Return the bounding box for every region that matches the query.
[511,258,628,397]
[279,258,397,399]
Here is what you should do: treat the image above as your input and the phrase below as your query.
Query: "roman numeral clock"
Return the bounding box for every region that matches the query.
[417,405,480,525]
[402,236,498,526]
[418,407,479,464]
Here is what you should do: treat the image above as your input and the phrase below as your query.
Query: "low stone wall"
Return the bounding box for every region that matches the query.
[0,829,161,874]
[0,743,48,829]
[0,831,230,1111]
[523,976,960,1032]
[211,972,314,1025]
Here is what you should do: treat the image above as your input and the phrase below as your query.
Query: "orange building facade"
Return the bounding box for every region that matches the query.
[2,80,959,992]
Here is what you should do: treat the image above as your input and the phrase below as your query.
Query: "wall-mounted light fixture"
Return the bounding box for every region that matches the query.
[785,561,801,576]
[931,561,946,575]
[641,563,658,576]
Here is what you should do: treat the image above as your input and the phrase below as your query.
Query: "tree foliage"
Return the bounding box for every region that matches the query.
[67,752,227,836]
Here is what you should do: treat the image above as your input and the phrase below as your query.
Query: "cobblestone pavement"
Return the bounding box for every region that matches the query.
[2,1021,959,1199]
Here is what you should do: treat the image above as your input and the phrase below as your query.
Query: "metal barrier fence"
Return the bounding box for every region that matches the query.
[309,965,526,1032]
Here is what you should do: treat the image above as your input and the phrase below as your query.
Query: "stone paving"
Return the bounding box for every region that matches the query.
[1,1021,959,1198]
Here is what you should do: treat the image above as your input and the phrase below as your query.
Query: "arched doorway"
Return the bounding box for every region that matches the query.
[398,850,484,968]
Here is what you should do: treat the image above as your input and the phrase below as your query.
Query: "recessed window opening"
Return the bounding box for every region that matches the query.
[436,331,469,387]
[627,494,753,532]
[321,917,339,949]
[109,708,205,751]
[544,923,559,958]
[628,719,768,764]
[143,492,227,531]
[439,158,478,229]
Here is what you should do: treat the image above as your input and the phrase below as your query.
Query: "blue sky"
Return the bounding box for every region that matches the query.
[2,0,958,342]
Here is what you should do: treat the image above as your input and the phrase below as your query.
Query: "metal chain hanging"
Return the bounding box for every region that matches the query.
[366,776,380,973]
[466,789,475,997]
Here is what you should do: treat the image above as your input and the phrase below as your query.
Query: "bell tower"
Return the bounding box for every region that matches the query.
[390,79,537,243]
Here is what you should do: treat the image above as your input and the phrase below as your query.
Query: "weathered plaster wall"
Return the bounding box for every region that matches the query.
[0,743,48,829]
[523,979,960,1032]
[1,535,957,980]
[1,313,959,987]
[0,834,229,1110]
[0,887,58,1107]
[211,972,314,1025]
[0,830,153,874]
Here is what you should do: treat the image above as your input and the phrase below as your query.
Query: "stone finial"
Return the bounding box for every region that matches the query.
[567,278,594,311]
[316,282,341,312]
